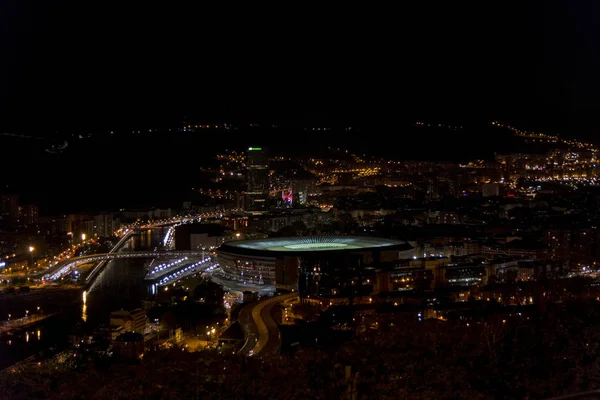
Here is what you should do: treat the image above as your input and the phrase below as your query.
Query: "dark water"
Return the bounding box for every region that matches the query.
[83,229,160,325]
[0,229,163,369]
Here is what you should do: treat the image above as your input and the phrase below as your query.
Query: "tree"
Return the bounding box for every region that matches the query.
[192,281,224,305]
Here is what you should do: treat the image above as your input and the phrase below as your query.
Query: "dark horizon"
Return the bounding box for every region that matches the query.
[0,120,566,216]
[4,1,600,214]
[2,2,600,143]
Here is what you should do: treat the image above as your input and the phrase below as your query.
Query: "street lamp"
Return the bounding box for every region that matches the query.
[81,233,86,242]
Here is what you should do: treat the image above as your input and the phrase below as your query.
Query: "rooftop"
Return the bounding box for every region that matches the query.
[219,235,411,256]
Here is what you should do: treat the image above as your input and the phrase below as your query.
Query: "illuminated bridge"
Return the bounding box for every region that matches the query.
[41,212,229,285]
[43,251,207,282]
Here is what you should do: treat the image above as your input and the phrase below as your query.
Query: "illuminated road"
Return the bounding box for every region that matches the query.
[138,212,224,229]
[153,260,219,286]
[40,212,228,283]
[40,229,138,281]
[238,302,260,356]
[239,293,296,357]
[43,250,206,282]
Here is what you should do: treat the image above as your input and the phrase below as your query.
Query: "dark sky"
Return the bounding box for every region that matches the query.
[2,2,600,138]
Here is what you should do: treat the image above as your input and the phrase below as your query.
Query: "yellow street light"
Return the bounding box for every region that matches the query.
[81,233,86,242]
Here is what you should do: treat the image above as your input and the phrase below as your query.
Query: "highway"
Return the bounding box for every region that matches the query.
[238,301,260,355]
[42,250,207,282]
[82,229,137,283]
[239,293,297,357]
[40,229,137,281]
[138,212,224,229]
[37,212,229,283]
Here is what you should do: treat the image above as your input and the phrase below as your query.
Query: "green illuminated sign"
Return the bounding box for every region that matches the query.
[248,147,262,151]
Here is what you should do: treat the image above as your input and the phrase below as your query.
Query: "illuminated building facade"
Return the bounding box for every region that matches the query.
[19,204,39,225]
[217,236,413,295]
[282,189,293,206]
[245,147,269,211]
[291,179,312,206]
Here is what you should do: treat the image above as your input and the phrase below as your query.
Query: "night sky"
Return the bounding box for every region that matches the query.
[2,3,600,139]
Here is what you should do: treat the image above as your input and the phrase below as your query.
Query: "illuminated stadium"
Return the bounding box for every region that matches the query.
[217,236,413,295]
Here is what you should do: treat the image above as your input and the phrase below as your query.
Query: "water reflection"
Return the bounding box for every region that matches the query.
[82,229,162,324]
[82,291,87,322]
[0,228,163,370]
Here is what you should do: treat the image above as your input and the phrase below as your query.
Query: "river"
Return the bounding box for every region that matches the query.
[0,228,163,369]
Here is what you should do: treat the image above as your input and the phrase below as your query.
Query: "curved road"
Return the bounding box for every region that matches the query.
[239,293,296,357]
[238,301,260,355]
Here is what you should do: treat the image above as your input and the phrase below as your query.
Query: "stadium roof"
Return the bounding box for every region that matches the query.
[218,236,411,256]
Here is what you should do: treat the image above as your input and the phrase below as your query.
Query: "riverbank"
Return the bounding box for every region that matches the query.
[0,286,81,323]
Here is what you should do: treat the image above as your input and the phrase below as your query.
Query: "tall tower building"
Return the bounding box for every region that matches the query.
[94,213,115,237]
[0,194,19,224]
[19,204,39,225]
[291,179,312,206]
[245,147,269,211]
[426,179,439,202]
